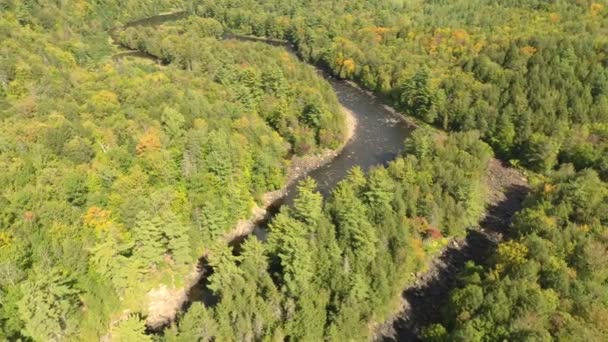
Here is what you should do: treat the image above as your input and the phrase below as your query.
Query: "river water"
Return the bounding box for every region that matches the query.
[112,11,414,331]
[274,77,412,204]
[112,16,413,213]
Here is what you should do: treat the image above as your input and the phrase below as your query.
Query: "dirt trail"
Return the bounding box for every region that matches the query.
[378,159,530,341]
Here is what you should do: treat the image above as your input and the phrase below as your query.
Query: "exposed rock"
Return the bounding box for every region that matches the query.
[146,285,188,329]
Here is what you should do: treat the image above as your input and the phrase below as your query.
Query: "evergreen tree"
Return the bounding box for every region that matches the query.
[132,211,166,269]
[405,127,435,160]
[400,68,437,123]
[213,238,281,340]
[330,181,378,267]
[165,303,217,342]
[161,211,193,266]
[292,177,323,226]
[161,107,186,141]
[206,243,243,297]
[17,269,80,341]
[268,212,314,296]
[364,167,395,220]
[111,315,152,342]
[523,133,560,173]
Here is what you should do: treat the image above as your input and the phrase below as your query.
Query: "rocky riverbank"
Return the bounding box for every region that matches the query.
[376,159,530,341]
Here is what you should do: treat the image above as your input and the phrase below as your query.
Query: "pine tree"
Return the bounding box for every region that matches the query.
[344,166,367,193]
[197,197,230,240]
[17,269,80,341]
[111,256,146,296]
[400,67,437,122]
[111,315,152,342]
[89,238,120,281]
[523,133,559,173]
[213,238,281,340]
[161,211,192,266]
[207,243,243,297]
[292,177,323,226]
[364,167,395,218]
[161,107,185,141]
[330,182,379,267]
[267,212,314,297]
[165,302,217,342]
[201,130,234,182]
[132,211,166,269]
[404,127,435,160]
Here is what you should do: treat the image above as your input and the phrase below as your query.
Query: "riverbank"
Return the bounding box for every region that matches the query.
[375,159,530,340]
[226,105,357,239]
[334,77,533,340]
[332,77,533,340]
[145,105,357,328]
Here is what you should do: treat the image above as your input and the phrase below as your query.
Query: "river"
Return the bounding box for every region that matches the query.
[181,71,414,313]
[112,11,527,340]
[270,77,412,203]
[111,8,413,329]
[112,14,413,227]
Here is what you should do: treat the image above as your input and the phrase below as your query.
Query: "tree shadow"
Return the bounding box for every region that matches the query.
[382,184,529,341]
[183,257,218,309]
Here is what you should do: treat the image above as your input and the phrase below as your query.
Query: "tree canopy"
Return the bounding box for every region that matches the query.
[163,130,492,340]
[424,166,608,341]
[0,1,345,339]
[2,0,607,340]
[198,0,608,177]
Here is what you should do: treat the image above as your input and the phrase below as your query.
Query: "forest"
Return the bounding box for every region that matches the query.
[1,1,346,340]
[160,129,492,341]
[1,0,607,341]
[198,0,608,177]
[423,167,608,341]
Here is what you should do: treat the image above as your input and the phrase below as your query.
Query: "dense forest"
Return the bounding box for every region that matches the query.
[163,129,492,341]
[198,0,608,177]
[112,15,496,341]
[115,16,345,155]
[423,167,608,341]
[1,0,607,341]
[0,1,345,340]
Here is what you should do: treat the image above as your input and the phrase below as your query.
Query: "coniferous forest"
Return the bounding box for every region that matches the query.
[0,1,607,341]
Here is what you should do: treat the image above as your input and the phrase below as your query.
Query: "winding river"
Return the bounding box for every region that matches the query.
[112,11,528,341]
[111,13,414,226]
[112,7,414,327]
[272,77,413,202]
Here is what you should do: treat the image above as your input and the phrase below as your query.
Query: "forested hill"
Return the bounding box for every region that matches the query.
[198,0,608,178]
[0,1,345,340]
